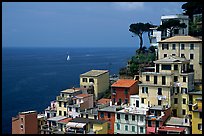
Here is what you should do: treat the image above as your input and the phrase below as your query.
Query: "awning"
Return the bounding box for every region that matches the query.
[66,122,78,128]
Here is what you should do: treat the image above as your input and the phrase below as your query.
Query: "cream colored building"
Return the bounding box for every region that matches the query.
[139,55,194,118]
[56,88,82,116]
[158,36,202,81]
[80,70,109,100]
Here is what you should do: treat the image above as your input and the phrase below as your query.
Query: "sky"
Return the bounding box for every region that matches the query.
[2,2,186,48]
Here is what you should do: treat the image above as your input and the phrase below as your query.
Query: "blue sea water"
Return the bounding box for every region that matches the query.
[2,47,135,134]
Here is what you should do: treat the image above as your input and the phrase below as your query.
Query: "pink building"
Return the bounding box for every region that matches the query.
[146,106,171,134]
[12,111,38,134]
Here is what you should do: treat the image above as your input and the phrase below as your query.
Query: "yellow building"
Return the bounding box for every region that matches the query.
[56,88,82,116]
[80,70,109,100]
[93,120,108,134]
[188,90,202,134]
[158,36,202,82]
[139,55,194,118]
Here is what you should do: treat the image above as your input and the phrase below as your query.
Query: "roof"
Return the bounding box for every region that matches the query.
[58,118,73,123]
[98,105,121,112]
[80,70,109,77]
[158,36,202,43]
[149,105,169,111]
[97,98,111,105]
[61,88,81,94]
[165,117,190,127]
[47,116,67,122]
[111,79,137,88]
[188,90,202,95]
[154,55,189,63]
[158,126,185,132]
[75,93,92,98]
[70,117,107,124]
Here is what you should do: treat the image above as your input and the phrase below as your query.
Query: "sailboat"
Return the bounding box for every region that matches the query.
[67,53,70,61]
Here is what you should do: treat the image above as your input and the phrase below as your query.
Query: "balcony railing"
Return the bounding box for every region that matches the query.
[56,96,71,102]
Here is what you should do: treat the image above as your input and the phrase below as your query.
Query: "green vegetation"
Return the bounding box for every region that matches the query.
[119,46,156,77]
[129,22,156,50]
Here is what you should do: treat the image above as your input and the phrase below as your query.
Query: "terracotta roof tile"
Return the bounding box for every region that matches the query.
[76,93,92,98]
[111,79,137,88]
[97,98,111,105]
[58,118,73,123]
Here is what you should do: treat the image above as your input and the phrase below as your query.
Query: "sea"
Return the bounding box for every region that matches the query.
[2,47,136,134]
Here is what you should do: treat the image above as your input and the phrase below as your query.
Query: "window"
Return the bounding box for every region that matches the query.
[198,124,202,130]
[124,89,128,95]
[112,88,116,93]
[82,78,87,82]
[162,76,166,85]
[132,115,135,121]
[181,44,185,50]
[142,87,145,93]
[182,109,186,115]
[174,64,178,70]
[108,123,111,130]
[89,78,94,83]
[199,112,202,118]
[181,88,187,94]
[174,76,178,82]
[136,100,139,107]
[174,28,179,34]
[125,115,129,120]
[140,127,144,133]
[172,44,176,50]
[59,110,62,116]
[158,88,162,95]
[142,87,148,93]
[141,98,144,104]
[183,99,186,104]
[190,54,194,59]
[21,117,23,122]
[148,120,152,127]
[86,114,88,118]
[20,124,24,129]
[81,114,83,118]
[132,126,135,132]
[76,108,79,112]
[162,43,169,50]
[174,98,178,104]
[156,121,160,127]
[140,116,143,122]
[100,112,104,118]
[146,75,150,81]
[164,54,167,58]
[158,100,162,105]
[108,112,111,118]
[64,102,66,108]
[69,107,72,111]
[172,54,176,56]
[125,125,128,131]
[64,111,66,116]
[161,64,171,70]
[185,118,188,123]
[181,54,185,58]
[183,76,186,82]
[117,114,120,120]
[154,76,157,84]
[190,43,194,50]
[190,65,194,70]
[94,115,97,119]
[59,102,61,107]
[117,123,120,130]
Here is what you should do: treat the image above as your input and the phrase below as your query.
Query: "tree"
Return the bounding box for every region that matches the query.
[157,19,187,37]
[129,22,156,50]
[145,23,157,44]
[182,2,202,20]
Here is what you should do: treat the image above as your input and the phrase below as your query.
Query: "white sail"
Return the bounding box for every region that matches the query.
[67,55,70,60]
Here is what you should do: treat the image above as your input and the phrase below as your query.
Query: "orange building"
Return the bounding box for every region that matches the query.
[12,111,38,134]
[111,79,138,105]
[98,105,121,134]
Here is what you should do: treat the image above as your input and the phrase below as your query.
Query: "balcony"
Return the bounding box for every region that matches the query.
[181,69,194,73]
[56,96,71,102]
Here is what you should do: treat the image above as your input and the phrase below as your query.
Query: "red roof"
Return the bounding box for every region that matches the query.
[97,98,111,105]
[158,126,185,132]
[111,79,137,88]
[58,118,73,123]
[76,93,92,98]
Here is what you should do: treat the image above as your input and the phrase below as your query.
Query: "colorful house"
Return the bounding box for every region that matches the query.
[111,79,138,105]
[146,106,171,134]
[98,105,121,134]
